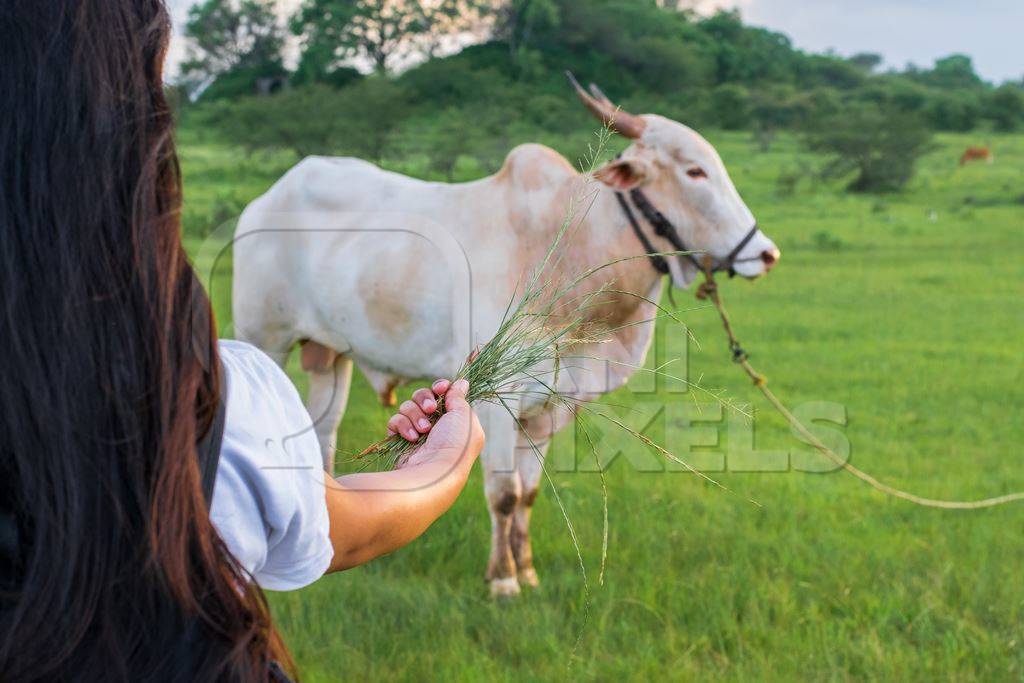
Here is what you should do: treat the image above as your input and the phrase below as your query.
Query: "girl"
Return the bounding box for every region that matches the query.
[0,1,484,680]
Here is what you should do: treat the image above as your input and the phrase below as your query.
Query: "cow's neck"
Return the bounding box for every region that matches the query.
[531,176,665,328]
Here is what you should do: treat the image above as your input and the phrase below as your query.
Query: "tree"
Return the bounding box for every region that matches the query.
[924,91,981,131]
[796,54,866,89]
[848,52,883,73]
[749,85,799,151]
[181,0,284,87]
[699,11,797,86]
[493,0,560,56]
[551,0,714,90]
[292,0,488,76]
[803,104,934,193]
[291,41,363,88]
[917,54,983,90]
[986,84,1024,132]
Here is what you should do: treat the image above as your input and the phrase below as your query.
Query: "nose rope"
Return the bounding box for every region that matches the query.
[697,256,1024,510]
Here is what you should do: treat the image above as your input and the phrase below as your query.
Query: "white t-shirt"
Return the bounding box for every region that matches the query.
[209,340,334,591]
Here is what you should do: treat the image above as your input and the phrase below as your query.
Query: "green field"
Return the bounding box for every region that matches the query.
[181,128,1024,681]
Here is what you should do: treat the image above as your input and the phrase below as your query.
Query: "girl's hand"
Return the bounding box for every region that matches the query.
[387,378,449,442]
[386,379,484,470]
[324,378,484,572]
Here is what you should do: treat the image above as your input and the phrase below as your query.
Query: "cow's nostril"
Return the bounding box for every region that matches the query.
[761,249,780,270]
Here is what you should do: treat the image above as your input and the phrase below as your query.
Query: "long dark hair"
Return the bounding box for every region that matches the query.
[0,1,290,679]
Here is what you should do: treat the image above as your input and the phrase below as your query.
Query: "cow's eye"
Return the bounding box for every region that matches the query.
[686,167,707,179]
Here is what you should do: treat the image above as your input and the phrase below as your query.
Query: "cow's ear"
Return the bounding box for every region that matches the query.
[594,158,651,191]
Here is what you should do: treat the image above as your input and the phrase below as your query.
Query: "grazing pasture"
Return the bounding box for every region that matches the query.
[182,129,1024,681]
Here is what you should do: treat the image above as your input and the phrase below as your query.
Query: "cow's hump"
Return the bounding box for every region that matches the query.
[496,144,576,193]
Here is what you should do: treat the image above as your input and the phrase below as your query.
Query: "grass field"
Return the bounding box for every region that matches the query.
[181,127,1024,681]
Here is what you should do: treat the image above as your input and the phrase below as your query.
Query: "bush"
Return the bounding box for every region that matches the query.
[402,106,507,180]
[199,78,408,160]
[803,104,934,193]
[797,87,843,122]
[709,84,752,130]
[199,85,344,157]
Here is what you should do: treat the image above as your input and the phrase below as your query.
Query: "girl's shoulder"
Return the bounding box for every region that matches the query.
[218,340,293,401]
[217,340,310,436]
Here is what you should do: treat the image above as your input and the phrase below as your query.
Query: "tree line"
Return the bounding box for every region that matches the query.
[176,0,1024,192]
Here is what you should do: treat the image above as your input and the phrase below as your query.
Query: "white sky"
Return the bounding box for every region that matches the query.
[166,0,1024,83]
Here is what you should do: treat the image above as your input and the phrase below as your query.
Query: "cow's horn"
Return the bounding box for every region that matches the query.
[588,82,612,105]
[564,71,645,139]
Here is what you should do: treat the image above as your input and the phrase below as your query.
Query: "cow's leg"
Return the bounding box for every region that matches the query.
[511,430,548,588]
[511,408,572,588]
[302,342,354,474]
[478,403,524,598]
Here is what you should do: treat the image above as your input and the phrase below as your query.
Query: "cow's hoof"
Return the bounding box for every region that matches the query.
[489,577,521,599]
[517,568,539,588]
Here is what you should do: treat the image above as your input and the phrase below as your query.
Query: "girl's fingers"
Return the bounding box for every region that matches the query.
[387,381,457,442]
[443,379,470,414]
[400,400,431,433]
[412,387,437,414]
[387,414,419,442]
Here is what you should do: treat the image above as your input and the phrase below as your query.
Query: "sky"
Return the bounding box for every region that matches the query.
[166,0,1024,84]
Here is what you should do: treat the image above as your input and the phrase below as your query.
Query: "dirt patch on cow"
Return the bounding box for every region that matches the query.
[358,255,426,339]
[360,282,414,338]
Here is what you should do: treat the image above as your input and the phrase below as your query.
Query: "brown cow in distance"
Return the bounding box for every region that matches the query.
[960,146,993,166]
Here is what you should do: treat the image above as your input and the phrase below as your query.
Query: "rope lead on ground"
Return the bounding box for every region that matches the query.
[696,261,1024,511]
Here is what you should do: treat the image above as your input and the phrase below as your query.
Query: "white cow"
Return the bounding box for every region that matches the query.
[232,78,780,596]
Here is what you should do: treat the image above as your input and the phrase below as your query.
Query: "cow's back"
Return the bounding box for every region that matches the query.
[232,156,484,375]
[231,147,584,375]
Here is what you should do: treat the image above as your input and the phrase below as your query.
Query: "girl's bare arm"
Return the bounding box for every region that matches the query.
[322,379,484,572]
